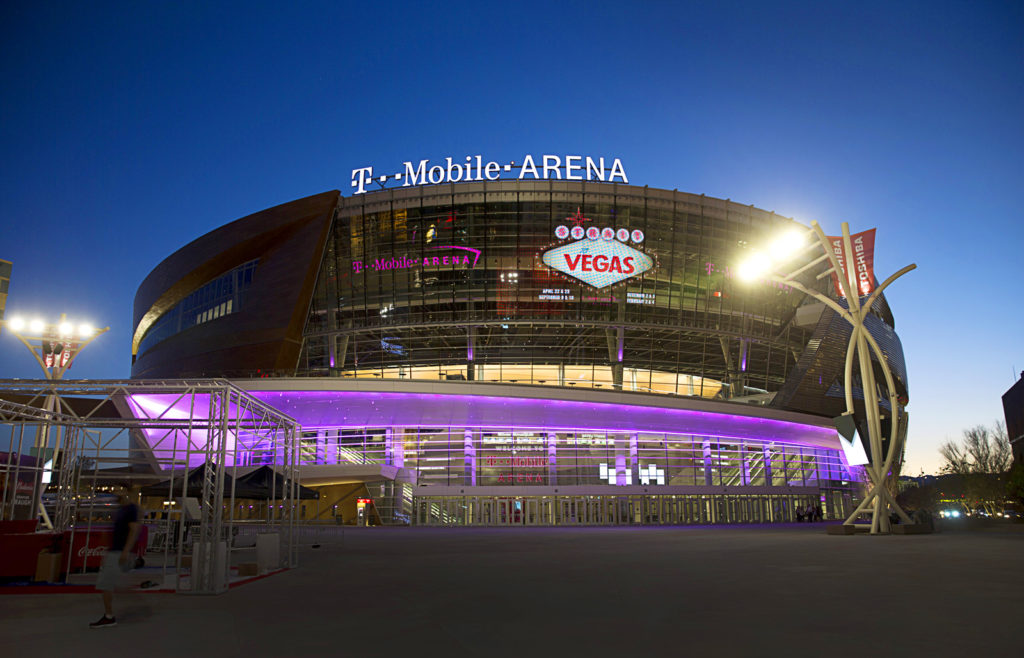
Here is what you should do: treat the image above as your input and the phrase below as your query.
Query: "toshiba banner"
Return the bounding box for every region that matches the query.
[828,229,877,298]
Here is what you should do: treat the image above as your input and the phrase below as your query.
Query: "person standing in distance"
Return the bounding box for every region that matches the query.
[90,494,141,628]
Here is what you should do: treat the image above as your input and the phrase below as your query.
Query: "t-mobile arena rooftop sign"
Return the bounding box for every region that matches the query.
[351,155,628,195]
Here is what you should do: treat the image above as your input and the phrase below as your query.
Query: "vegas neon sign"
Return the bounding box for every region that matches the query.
[540,209,654,289]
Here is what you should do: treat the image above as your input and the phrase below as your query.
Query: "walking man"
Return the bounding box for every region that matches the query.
[90,494,141,628]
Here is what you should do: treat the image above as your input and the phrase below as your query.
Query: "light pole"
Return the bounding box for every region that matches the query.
[737,221,915,534]
[1,313,109,527]
[2,313,108,380]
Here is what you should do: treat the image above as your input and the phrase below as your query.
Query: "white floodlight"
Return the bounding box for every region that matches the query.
[29,319,45,333]
[78,323,94,338]
[58,322,74,337]
[9,316,25,331]
[737,252,770,281]
[768,229,805,262]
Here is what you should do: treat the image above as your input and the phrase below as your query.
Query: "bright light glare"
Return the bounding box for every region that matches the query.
[29,319,45,333]
[9,317,25,331]
[78,323,94,338]
[769,229,805,261]
[58,322,73,337]
[737,252,770,282]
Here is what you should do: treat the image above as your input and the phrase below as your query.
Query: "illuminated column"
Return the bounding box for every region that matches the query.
[547,432,558,486]
[763,445,773,486]
[607,327,625,390]
[393,430,405,468]
[702,439,713,486]
[614,291,626,390]
[323,430,336,465]
[336,332,350,372]
[719,338,737,399]
[629,433,639,484]
[736,339,749,396]
[463,430,476,486]
[615,434,627,486]
[384,428,394,465]
[741,444,752,485]
[466,326,476,381]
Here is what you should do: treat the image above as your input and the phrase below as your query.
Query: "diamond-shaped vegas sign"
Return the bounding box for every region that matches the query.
[542,238,654,289]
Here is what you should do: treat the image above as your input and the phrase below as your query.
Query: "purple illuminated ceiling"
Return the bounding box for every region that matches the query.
[246,389,839,449]
[125,393,259,467]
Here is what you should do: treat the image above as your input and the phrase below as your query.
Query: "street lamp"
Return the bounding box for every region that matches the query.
[1,313,109,528]
[3,313,108,379]
[737,221,915,534]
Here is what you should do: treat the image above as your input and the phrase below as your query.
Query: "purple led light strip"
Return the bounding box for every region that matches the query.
[249,390,830,429]
[247,389,837,448]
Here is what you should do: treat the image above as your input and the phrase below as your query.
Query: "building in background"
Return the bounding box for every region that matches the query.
[1003,372,1024,467]
[129,177,909,526]
[0,259,10,327]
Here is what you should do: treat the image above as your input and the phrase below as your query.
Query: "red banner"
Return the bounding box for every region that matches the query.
[63,526,148,569]
[828,229,877,298]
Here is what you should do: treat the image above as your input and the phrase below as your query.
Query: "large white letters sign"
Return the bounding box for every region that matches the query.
[351,155,628,194]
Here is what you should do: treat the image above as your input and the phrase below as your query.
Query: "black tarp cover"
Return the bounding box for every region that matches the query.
[139,463,317,500]
[234,465,319,500]
[138,463,261,499]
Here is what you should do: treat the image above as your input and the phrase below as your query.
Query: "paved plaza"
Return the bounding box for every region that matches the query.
[2,522,1021,657]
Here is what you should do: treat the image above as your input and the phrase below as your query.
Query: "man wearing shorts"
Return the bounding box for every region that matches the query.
[90,495,141,628]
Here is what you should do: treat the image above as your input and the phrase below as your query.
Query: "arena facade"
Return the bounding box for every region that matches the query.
[129,155,908,526]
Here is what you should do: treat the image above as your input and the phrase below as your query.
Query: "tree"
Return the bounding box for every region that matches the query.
[896,480,938,512]
[939,422,1011,474]
[938,421,1012,513]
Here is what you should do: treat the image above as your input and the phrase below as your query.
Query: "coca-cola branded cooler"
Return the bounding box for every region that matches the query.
[63,525,148,570]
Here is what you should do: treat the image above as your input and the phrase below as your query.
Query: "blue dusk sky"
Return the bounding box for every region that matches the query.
[1,2,1021,474]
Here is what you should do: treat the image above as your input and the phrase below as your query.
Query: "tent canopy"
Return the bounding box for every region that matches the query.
[138,463,257,499]
[235,465,319,500]
[139,463,317,500]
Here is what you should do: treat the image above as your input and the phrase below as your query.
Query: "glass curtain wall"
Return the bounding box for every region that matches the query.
[300,183,821,398]
[293,424,857,526]
[296,425,855,490]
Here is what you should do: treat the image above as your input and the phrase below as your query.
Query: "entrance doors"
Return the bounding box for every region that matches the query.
[490,497,542,525]
[497,498,523,525]
[415,493,824,526]
[540,498,554,524]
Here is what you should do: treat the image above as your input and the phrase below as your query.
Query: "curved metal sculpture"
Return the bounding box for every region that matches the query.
[741,221,915,534]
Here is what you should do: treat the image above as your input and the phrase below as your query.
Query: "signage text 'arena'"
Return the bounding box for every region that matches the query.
[351,155,628,194]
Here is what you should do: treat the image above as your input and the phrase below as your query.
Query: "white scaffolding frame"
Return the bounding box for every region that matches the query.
[0,378,302,594]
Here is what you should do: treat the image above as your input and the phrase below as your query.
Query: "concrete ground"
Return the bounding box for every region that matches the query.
[2,522,1021,658]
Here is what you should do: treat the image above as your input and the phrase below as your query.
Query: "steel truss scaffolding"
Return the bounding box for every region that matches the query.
[0,379,302,594]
